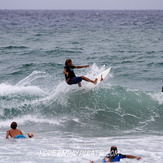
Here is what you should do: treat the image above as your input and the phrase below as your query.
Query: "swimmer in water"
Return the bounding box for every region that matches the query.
[6,122,34,139]
[63,59,98,87]
[90,146,141,163]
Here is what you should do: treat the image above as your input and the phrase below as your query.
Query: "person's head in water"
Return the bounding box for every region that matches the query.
[110,146,118,155]
[10,122,17,130]
[65,59,72,67]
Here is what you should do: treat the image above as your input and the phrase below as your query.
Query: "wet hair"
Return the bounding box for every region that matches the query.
[110,146,118,155]
[65,59,72,66]
[11,122,17,130]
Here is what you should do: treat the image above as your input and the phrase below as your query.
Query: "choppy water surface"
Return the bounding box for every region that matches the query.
[0,10,163,163]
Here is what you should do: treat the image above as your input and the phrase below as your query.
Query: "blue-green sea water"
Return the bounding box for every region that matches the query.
[0,10,163,163]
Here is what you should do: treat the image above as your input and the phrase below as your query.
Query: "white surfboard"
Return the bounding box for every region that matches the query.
[85,67,111,89]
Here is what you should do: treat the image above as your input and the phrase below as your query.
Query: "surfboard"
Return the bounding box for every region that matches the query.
[85,67,111,89]
[95,67,111,86]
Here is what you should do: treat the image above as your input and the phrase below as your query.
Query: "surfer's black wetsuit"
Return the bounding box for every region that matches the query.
[64,65,82,85]
[64,65,76,80]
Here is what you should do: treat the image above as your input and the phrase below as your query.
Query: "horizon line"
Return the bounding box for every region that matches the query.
[0,9,163,11]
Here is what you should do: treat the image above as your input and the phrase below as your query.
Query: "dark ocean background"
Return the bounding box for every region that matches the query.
[0,10,163,163]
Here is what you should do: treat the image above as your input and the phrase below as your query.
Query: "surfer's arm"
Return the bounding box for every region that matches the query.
[75,65,89,68]
[63,68,69,77]
[6,130,10,139]
[27,133,34,138]
[63,69,71,83]
[104,157,110,162]
[126,155,141,160]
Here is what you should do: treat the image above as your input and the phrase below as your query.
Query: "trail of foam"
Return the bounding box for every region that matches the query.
[0,83,46,97]
[16,71,47,87]
[148,92,163,105]
[0,71,52,97]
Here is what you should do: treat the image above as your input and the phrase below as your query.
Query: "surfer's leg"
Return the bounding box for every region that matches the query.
[81,76,98,84]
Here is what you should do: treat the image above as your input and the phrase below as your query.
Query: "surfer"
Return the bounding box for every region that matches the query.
[63,59,98,87]
[6,122,34,139]
[90,146,141,163]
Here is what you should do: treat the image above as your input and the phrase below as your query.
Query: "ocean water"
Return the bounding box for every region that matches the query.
[0,10,163,163]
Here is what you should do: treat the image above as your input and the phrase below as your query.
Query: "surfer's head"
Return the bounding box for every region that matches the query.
[65,58,72,66]
[11,122,17,130]
[110,146,118,155]
[65,59,72,67]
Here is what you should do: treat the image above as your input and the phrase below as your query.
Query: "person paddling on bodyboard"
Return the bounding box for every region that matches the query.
[63,59,98,87]
[90,146,141,163]
[6,122,34,139]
